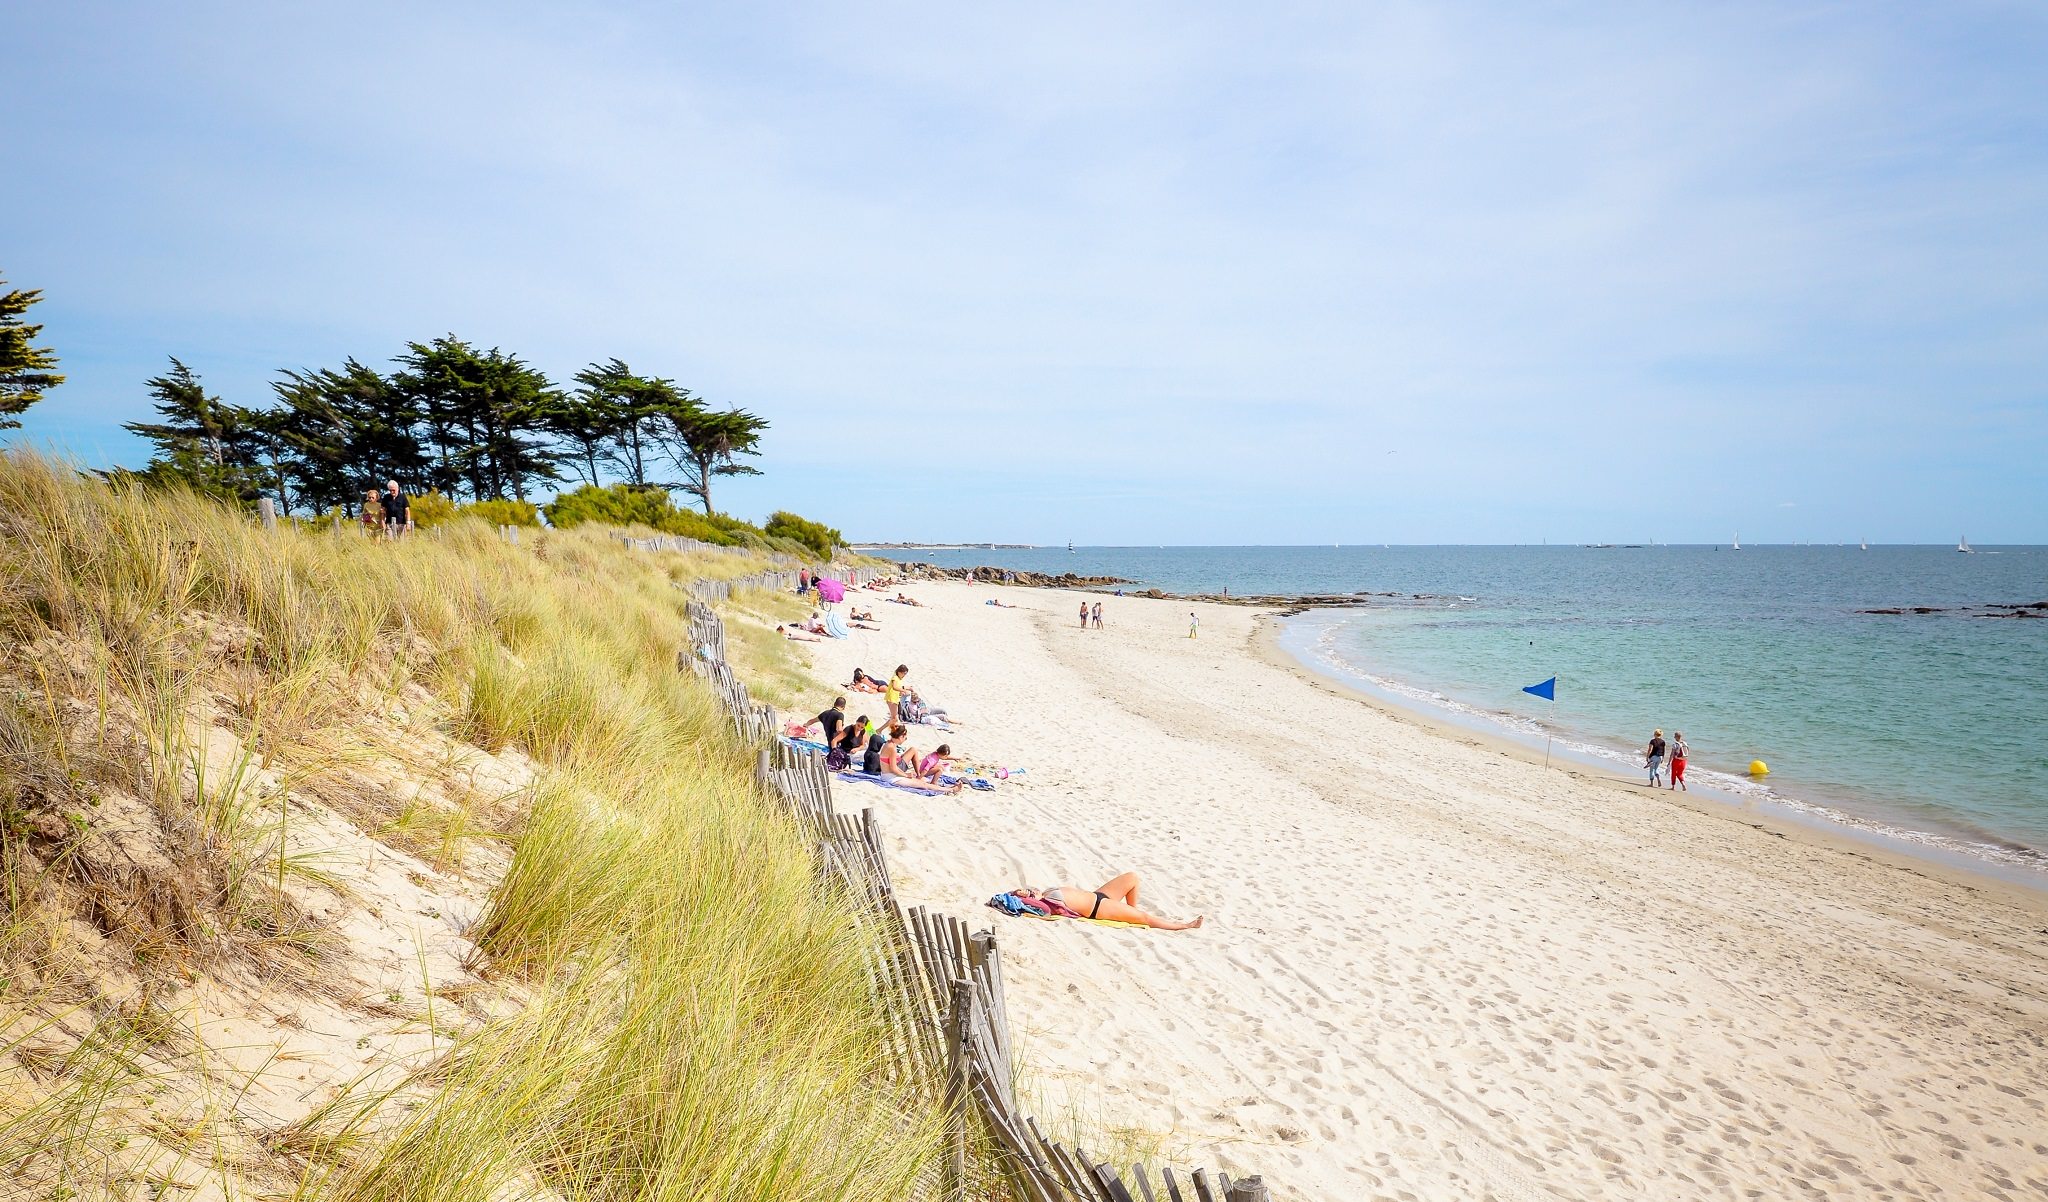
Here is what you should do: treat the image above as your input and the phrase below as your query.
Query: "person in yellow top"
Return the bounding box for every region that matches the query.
[885,663,909,726]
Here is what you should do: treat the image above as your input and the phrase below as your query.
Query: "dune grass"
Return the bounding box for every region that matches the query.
[0,453,943,1201]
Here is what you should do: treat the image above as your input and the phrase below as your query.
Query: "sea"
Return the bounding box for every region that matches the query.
[869,544,2048,883]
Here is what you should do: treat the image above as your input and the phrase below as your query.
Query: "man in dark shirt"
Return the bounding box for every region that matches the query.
[383,480,411,537]
[809,696,847,746]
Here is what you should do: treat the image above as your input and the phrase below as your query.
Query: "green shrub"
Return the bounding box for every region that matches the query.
[763,511,843,559]
[462,498,540,527]
[544,485,782,549]
[409,491,458,528]
[545,484,685,532]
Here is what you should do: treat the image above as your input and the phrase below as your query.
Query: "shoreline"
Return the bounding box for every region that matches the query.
[1251,611,2048,912]
[774,580,2048,1201]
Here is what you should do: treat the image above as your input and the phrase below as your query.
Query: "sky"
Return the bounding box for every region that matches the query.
[8,1,2048,545]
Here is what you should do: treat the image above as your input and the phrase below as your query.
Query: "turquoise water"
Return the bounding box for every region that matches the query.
[876,545,2048,873]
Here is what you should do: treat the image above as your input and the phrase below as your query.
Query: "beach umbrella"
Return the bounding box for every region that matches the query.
[816,577,846,603]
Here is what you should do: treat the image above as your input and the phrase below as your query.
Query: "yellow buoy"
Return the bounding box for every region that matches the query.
[1749,759,1770,776]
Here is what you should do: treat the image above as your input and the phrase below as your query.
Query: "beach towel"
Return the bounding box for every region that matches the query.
[781,736,832,756]
[834,770,953,797]
[823,610,851,639]
[938,774,998,792]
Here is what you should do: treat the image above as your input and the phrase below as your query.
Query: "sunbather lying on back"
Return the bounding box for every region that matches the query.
[1009,873,1202,930]
[848,668,886,692]
[777,624,822,642]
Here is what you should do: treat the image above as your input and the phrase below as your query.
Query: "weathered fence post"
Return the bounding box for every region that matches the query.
[331,508,342,535]
[258,497,278,530]
[1223,1177,1270,1202]
[945,979,975,1201]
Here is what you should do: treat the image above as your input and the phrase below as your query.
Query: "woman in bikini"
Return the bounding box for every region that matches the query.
[879,725,960,793]
[1014,873,1202,930]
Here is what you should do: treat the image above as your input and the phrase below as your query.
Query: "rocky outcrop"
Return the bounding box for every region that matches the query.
[1859,600,2047,618]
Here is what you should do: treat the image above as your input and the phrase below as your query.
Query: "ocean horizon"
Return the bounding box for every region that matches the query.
[874,543,2048,883]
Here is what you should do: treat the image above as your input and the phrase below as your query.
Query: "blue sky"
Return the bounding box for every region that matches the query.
[9,2,2047,544]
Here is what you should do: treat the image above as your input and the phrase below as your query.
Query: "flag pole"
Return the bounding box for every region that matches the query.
[1546,674,1556,768]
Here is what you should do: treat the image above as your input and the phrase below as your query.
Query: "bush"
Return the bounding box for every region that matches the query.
[463,498,541,527]
[764,511,843,559]
[409,491,458,529]
[544,484,774,548]
[545,484,684,532]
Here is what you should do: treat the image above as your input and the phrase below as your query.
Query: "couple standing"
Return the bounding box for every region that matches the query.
[1077,600,1103,629]
[1644,729,1689,790]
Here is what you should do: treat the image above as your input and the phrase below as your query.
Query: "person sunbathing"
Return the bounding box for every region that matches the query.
[777,624,823,642]
[1012,873,1202,930]
[851,608,879,622]
[848,668,887,692]
[803,611,829,635]
[985,598,1018,608]
[889,593,924,607]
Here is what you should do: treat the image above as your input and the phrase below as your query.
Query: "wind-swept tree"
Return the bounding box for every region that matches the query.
[392,337,561,501]
[121,358,269,503]
[653,403,768,515]
[568,359,694,489]
[1,269,64,428]
[543,365,622,487]
[269,359,431,513]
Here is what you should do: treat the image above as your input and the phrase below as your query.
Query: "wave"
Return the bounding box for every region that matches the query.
[1292,618,2048,876]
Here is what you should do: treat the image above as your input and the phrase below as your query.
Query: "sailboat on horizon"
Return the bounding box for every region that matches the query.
[1732,531,1741,550]
[1958,535,1974,553]
[1860,536,1869,550]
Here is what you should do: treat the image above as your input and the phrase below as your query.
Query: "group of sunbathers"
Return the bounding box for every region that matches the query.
[802,693,963,794]
[778,579,1202,934]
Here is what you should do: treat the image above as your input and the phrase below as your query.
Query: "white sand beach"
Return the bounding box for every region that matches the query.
[789,581,2048,1202]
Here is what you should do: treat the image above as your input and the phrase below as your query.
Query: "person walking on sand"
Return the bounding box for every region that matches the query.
[1079,600,1090,629]
[1091,600,1103,629]
[1644,729,1667,787]
[1188,612,1200,639]
[1669,731,1689,791]
[382,480,411,538]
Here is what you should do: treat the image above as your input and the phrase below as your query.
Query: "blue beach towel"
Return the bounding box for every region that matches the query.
[834,770,953,797]
[824,611,851,639]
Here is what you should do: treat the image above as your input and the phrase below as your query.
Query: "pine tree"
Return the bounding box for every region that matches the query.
[0,269,65,428]
[654,403,768,515]
[121,358,269,503]
[392,337,561,501]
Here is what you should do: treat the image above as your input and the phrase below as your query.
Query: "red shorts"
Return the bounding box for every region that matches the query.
[1670,758,1686,780]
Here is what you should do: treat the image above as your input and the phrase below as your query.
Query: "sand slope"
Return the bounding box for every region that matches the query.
[790,581,2048,1202]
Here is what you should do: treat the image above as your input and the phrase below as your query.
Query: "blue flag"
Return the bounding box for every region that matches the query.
[1522,676,1556,702]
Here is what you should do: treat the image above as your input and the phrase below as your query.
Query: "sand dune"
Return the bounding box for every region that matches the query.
[790,581,2048,1201]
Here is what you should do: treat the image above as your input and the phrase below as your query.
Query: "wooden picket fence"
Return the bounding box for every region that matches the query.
[680,571,1275,1202]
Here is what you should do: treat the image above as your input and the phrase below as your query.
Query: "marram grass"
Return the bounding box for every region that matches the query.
[0,453,943,1201]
